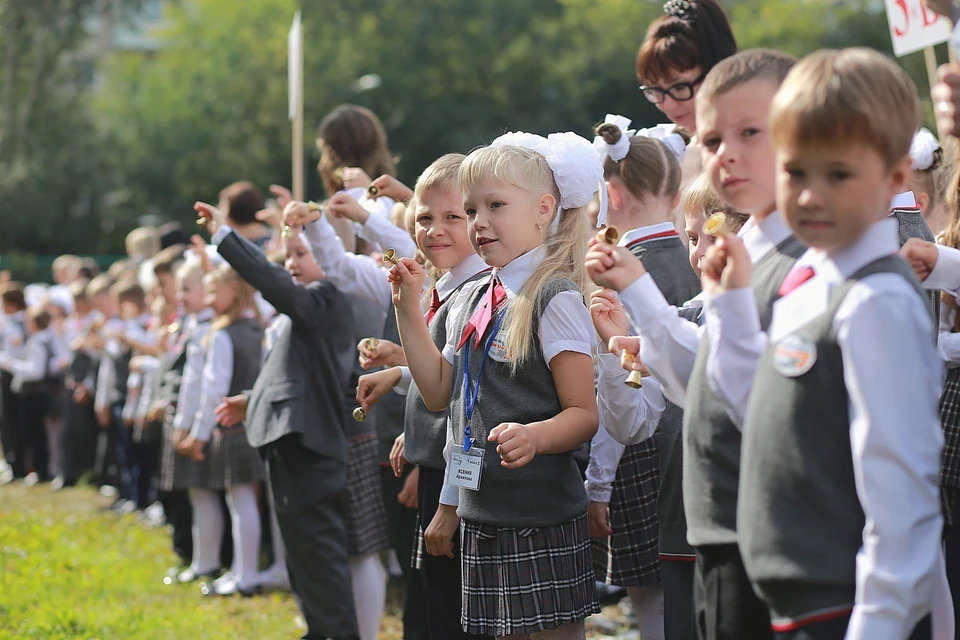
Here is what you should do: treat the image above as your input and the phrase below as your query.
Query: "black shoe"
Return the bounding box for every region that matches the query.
[238,584,263,598]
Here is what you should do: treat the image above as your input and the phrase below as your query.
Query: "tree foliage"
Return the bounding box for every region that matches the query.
[0,0,948,264]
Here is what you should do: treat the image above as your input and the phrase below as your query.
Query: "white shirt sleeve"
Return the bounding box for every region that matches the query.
[190,329,233,442]
[539,290,594,366]
[839,277,944,639]
[173,324,209,432]
[585,418,624,503]
[619,274,703,406]
[303,216,393,312]
[359,212,416,259]
[927,244,960,297]
[393,366,412,396]
[1,336,47,382]
[95,356,115,409]
[438,418,459,507]
[938,304,960,367]
[596,350,666,445]
[704,287,766,427]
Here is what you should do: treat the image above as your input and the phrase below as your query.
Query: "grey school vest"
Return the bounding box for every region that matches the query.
[403,299,454,470]
[738,255,926,623]
[628,235,702,557]
[892,207,939,323]
[450,277,588,527]
[223,317,264,402]
[682,235,806,547]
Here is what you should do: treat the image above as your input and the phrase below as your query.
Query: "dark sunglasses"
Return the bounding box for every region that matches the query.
[639,73,706,104]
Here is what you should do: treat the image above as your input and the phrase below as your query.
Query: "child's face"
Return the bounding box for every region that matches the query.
[74,298,91,316]
[119,299,140,321]
[177,276,206,315]
[698,79,779,216]
[1,302,14,316]
[464,180,547,268]
[777,141,909,253]
[283,235,324,284]
[205,278,235,316]
[416,187,475,270]
[93,293,115,317]
[684,213,717,278]
[26,319,37,335]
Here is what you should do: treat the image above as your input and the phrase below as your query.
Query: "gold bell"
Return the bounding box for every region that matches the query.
[382,248,399,265]
[167,322,180,335]
[333,168,345,181]
[703,212,731,237]
[595,226,620,245]
[365,337,380,352]
[281,225,292,238]
[622,353,644,389]
[367,185,380,199]
[353,407,367,422]
[196,217,207,227]
[307,201,323,212]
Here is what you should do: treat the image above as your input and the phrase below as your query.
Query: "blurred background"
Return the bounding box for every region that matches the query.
[0,0,932,282]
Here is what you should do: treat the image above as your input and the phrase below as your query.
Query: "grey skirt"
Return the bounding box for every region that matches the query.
[460,512,600,636]
[179,424,264,490]
[345,432,390,557]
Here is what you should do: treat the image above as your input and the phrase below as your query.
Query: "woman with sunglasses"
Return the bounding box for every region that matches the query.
[636,0,737,185]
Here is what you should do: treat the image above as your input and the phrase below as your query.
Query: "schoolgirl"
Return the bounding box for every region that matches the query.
[390,132,603,638]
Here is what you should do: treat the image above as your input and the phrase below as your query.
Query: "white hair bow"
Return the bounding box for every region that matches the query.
[636,123,688,162]
[910,127,940,171]
[593,114,636,164]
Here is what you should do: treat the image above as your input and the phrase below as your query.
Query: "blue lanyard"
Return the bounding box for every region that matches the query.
[462,313,505,452]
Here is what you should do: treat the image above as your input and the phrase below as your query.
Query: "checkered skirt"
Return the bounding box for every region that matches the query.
[460,513,600,636]
[345,433,391,557]
[158,416,196,492]
[411,511,425,569]
[592,436,662,587]
[940,367,960,523]
[178,424,265,490]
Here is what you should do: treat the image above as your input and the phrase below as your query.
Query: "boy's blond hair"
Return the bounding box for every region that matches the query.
[770,48,921,168]
[698,49,798,107]
[125,227,161,261]
[681,173,749,231]
[86,274,114,299]
[414,153,467,201]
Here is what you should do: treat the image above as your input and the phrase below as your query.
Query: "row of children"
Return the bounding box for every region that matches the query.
[7,3,960,640]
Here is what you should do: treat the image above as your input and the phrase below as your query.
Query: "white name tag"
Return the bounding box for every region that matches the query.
[447,447,485,491]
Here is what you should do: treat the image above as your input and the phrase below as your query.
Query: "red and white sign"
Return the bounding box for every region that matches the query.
[885,0,951,57]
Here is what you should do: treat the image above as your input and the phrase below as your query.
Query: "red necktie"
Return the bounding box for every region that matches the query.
[778,266,816,297]
[425,288,443,325]
[457,276,507,351]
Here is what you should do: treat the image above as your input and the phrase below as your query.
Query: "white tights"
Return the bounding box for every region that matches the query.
[349,552,386,640]
[627,585,665,640]
[188,484,261,588]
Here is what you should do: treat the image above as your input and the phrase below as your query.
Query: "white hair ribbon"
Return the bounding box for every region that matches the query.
[636,123,688,162]
[910,127,940,171]
[593,114,635,164]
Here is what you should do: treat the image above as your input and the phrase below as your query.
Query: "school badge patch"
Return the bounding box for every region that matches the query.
[772,333,817,377]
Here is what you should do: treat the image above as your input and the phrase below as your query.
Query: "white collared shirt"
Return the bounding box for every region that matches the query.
[191,326,234,443]
[172,310,214,433]
[394,252,489,395]
[0,329,52,392]
[706,218,951,639]
[890,190,918,210]
[618,221,678,247]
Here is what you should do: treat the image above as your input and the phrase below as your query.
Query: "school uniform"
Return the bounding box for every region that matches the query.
[303,215,429,640]
[0,327,55,480]
[214,227,360,640]
[711,218,951,639]
[590,223,701,622]
[0,311,26,478]
[620,211,804,640]
[395,253,491,640]
[184,316,264,490]
[60,312,100,485]
[890,191,939,323]
[439,247,600,637]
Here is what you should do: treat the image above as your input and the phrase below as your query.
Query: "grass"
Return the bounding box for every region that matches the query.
[0,483,629,640]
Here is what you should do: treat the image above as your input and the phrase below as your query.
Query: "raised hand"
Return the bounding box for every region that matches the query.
[590,289,629,345]
[585,239,647,292]
[269,184,294,211]
[370,175,414,203]
[194,202,227,235]
[357,338,405,369]
[328,193,370,224]
[387,257,426,311]
[700,235,752,296]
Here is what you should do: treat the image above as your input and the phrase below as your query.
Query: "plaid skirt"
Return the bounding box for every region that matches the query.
[940,367,960,525]
[345,433,390,557]
[411,511,425,569]
[177,424,264,490]
[461,513,600,636]
[592,437,662,587]
[158,417,196,492]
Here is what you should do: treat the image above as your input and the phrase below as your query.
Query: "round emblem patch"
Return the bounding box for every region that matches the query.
[772,333,817,377]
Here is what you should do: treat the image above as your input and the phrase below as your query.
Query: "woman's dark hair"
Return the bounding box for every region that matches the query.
[219,181,265,226]
[636,0,737,84]
[317,104,396,196]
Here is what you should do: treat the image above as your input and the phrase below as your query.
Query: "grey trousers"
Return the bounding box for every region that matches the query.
[265,435,359,640]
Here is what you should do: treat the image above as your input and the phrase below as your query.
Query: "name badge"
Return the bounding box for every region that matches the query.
[447,446,485,491]
[773,333,817,378]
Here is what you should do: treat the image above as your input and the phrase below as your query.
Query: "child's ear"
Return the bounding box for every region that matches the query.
[672,190,681,211]
[917,191,930,213]
[536,193,558,227]
[606,180,624,212]
[887,155,913,200]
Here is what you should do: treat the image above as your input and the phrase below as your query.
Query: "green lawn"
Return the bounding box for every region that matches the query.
[0,483,629,639]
